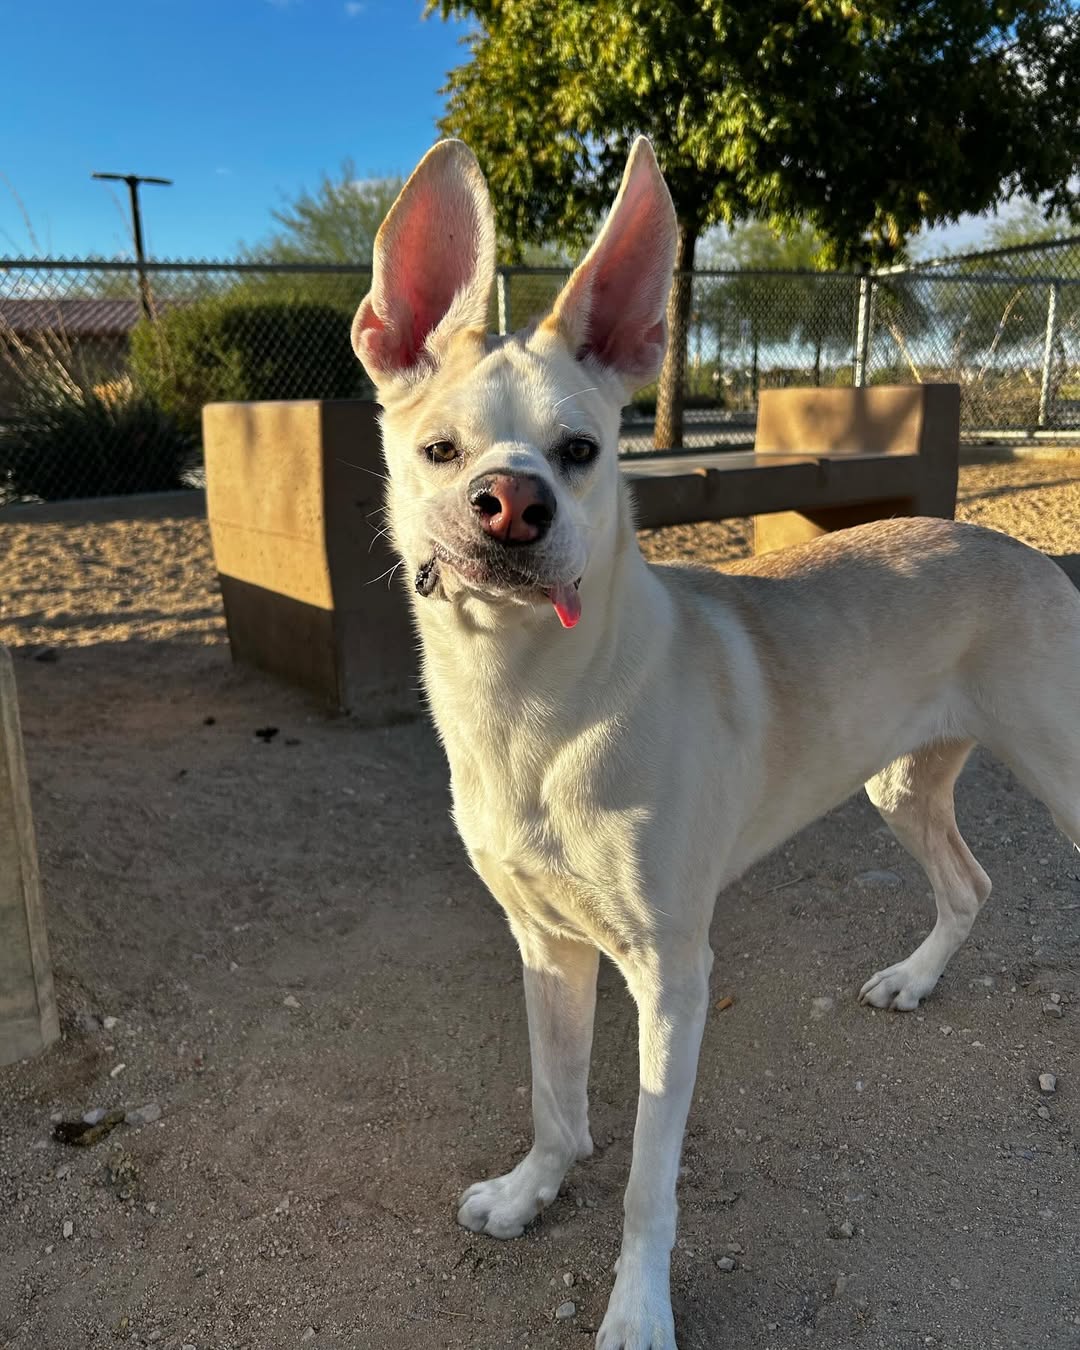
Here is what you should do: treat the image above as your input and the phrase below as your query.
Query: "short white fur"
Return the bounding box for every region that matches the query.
[354,138,1080,1349]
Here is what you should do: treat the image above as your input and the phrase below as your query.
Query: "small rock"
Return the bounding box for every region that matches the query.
[1039,1072,1057,1093]
[301,1329,316,1343]
[828,1220,855,1240]
[1037,1105,1051,1120]
[62,1220,73,1240]
[562,1272,575,1287]
[182,1344,196,1350]
[125,1103,162,1127]
[855,869,901,887]
[555,1300,576,1320]
[283,995,301,1010]
[716,1256,737,1271]
[939,1025,954,1036]
[810,996,835,1019]
[832,1273,849,1298]
[724,1242,744,1254]
[1043,1003,1064,1019]
[109,1062,126,1078]
[949,1276,962,1290]
[44,1244,54,1254]
[55,1165,70,1180]
[77,1012,102,1034]
[82,1108,107,1126]
[1050,992,1062,1005]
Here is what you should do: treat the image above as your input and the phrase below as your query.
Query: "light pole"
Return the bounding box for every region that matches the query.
[92,172,172,321]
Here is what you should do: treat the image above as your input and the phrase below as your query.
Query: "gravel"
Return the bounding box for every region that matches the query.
[1,457,1078,1349]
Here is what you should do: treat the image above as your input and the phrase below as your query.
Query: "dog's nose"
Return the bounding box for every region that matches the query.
[468,472,556,544]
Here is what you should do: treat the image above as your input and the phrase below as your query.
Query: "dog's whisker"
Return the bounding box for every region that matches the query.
[368,559,404,587]
[337,457,391,483]
[552,387,598,411]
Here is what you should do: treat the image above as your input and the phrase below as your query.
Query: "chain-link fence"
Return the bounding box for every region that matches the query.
[0,259,374,504]
[862,235,1080,437]
[3,241,1080,504]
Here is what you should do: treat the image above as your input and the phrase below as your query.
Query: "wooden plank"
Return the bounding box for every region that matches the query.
[0,646,59,1065]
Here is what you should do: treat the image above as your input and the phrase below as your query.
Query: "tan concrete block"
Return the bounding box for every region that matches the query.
[752,385,959,554]
[203,399,418,718]
[0,646,59,1066]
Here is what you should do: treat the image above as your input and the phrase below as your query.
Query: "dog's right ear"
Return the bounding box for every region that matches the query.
[352,140,496,388]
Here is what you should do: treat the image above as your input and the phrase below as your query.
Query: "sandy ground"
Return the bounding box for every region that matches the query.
[2,460,1080,1350]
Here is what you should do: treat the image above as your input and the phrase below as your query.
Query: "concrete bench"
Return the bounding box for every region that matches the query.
[0,646,60,1065]
[204,400,418,720]
[203,385,959,715]
[626,384,960,552]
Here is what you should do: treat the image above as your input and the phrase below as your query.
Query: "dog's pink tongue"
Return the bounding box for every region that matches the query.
[547,583,581,629]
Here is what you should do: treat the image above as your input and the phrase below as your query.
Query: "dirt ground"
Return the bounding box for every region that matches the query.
[2,460,1080,1350]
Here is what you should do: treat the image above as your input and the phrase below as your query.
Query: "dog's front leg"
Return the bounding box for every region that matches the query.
[458,926,599,1239]
[598,945,712,1350]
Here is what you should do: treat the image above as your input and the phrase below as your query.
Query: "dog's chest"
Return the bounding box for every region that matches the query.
[445,732,649,952]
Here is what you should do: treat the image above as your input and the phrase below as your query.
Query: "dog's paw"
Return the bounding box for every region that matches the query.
[596,1263,676,1349]
[456,1154,563,1239]
[859,958,940,1011]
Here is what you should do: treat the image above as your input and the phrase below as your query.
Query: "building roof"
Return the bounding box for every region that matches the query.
[0,297,144,338]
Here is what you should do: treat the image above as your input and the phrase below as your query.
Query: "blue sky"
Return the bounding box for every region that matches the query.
[0,0,471,259]
[0,0,991,263]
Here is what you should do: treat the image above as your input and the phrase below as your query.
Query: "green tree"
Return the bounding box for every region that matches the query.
[245,162,402,264]
[428,0,1080,448]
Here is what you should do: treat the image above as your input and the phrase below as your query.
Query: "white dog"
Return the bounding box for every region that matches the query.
[352,138,1080,1348]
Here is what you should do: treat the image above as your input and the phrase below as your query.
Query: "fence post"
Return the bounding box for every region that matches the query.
[496,269,510,336]
[853,273,875,387]
[1038,281,1060,429]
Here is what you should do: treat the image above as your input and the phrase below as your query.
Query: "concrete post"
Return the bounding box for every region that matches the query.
[0,646,60,1066]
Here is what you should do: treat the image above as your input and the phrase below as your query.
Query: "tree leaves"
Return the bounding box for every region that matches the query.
[429,0,1080,267]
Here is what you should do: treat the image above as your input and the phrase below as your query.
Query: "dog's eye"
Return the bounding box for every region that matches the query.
[423,440,458,464]
[563,437,598,466]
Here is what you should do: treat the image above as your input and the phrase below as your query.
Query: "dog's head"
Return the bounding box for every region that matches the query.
[352,138,676,630]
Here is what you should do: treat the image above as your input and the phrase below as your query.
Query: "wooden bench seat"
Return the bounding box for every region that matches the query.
[624,385,960,550]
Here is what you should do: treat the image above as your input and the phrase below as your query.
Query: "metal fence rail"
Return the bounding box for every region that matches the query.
[2,239,1080,504]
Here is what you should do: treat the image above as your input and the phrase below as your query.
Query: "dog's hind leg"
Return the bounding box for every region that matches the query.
[457,926,598,1239]
[859,739,992,1011]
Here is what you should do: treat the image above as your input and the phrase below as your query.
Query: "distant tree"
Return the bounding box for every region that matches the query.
[699,223,857,393]
[428,0,1080,447]
[245,163,402,264]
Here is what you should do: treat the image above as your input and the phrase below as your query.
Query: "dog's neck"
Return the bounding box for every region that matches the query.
[414,490,667,750]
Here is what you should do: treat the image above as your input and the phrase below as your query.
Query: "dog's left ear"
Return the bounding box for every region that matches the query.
[352,140,496,388]
[544,138,677,393]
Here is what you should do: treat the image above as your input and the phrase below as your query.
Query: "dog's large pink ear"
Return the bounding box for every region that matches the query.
[352,140,495,385]
[546,138,677,391]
